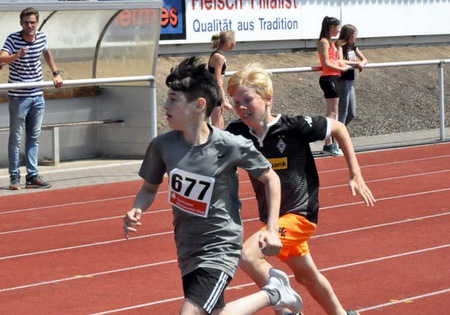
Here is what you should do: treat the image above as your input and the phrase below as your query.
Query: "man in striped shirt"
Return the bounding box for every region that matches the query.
[0,7,63,190]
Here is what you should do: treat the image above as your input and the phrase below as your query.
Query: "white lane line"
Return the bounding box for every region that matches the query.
[0,231,173,261]
[319,244,450,272]
[1,244,448,305]
[0,195,135,216]
[312,211,450,239]
[0,215,125,236]
[318,187,450,210]
[319,154,450,174]
[1,177,449,236]
[357,288,450,312]
[321,169,450,190]
[0,259,177,293]
[83,244,450,315]
[1,166,448,216]
[0,161,142,180]
[1,190,449,259]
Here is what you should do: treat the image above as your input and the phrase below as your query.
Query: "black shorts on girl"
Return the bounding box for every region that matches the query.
[319,75,340,99]
[182,267,232,314]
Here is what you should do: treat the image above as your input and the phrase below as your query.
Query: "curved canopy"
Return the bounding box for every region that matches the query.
[0,1,162,80]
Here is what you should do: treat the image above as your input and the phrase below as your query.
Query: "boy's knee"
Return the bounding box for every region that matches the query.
[239,246,263,271]
[239,248,254,267]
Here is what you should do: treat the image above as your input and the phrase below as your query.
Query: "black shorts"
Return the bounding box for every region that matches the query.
[319,75,340,99]
[182,267,232,314]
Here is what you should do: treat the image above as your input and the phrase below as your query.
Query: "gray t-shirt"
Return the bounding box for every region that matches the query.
[139,126,271,277]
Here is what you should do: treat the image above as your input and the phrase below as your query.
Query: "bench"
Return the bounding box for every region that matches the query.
[0,119,124,165]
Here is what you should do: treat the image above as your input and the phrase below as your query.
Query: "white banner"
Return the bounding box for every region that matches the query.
[161,0,450,45]
[187,0,301,42]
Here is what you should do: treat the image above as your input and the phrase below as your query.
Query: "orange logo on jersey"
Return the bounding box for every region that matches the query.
[268,157,288,170]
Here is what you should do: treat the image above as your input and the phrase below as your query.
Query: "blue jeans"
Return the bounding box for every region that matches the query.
[338,79,356,126]
[8,95,45,180]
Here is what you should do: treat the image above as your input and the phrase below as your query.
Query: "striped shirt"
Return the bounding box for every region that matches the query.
[2,31,48,97]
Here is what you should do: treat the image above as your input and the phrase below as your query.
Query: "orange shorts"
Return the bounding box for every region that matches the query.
[261,213,317,262]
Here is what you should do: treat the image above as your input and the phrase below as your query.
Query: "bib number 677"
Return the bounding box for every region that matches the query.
[171,172,212,201]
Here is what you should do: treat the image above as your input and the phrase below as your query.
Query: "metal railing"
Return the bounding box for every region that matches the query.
[0,59,449,145]
[0,75,157,140]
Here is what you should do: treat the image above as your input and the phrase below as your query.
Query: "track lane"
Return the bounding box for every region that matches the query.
[1,143,449,314]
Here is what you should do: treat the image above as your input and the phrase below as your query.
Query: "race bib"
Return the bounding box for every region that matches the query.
[348,50,357,61]
[168,168,215,218]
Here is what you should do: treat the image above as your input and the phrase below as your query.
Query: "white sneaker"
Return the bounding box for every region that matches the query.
[331,143,344,156]
[263,268,303,313]
[331,146,343,156]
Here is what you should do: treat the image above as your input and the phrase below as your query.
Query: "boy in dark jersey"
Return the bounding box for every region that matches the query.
[123,57,303,315]
[226,63,376,315]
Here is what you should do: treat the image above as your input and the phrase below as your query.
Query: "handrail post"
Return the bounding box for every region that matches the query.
[149,79,158,141]
[438,61,446,141]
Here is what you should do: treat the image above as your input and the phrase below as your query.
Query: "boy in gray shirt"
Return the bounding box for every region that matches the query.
[123,57,303,315]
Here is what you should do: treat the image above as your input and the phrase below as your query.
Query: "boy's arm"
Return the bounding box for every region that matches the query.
[255,168,282,256]
[124,181,160,239]
[330,119,376,207]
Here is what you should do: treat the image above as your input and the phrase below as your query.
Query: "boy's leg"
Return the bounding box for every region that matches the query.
[240,214,314,314]
[286,254,347,315]
[215,290,271,315]
[217,268,302,315]
[239,231,273,287]
[180,299,209,315]
[181,268,231,315]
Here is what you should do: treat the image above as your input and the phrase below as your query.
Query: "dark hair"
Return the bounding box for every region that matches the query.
[338,24,357,59]
[20,7,39,21]
[319,16,340,41]
[166,56,221,117]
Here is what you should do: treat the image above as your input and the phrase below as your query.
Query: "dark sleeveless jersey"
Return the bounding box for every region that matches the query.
[208,50,227,75]
[341,44,357,81]
[226,114,328,224]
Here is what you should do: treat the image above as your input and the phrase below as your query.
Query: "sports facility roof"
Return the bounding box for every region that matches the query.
[0,1,162,79]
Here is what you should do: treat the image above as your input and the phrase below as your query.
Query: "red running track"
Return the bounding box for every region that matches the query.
[0,143,449,314]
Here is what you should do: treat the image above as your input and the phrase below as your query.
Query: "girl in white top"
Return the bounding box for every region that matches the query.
[336,24,368,126]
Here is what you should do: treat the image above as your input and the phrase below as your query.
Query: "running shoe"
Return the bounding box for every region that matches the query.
[331,146,343,156]
[323,144,343,156]
[9,177,21,190]
[263,268,303,313]
[26,175,52,189]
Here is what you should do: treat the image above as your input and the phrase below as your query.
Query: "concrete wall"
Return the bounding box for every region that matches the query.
[0,85,153,166]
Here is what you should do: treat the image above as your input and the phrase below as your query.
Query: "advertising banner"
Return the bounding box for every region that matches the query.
[161,0,303,44]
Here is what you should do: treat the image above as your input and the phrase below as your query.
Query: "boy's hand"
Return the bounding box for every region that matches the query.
[349,174,376,207]
[258,230,282,256]
[123,208,142,239]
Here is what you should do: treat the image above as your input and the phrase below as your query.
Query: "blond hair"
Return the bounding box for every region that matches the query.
[211,30,235,49]
[227,63,273,101]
